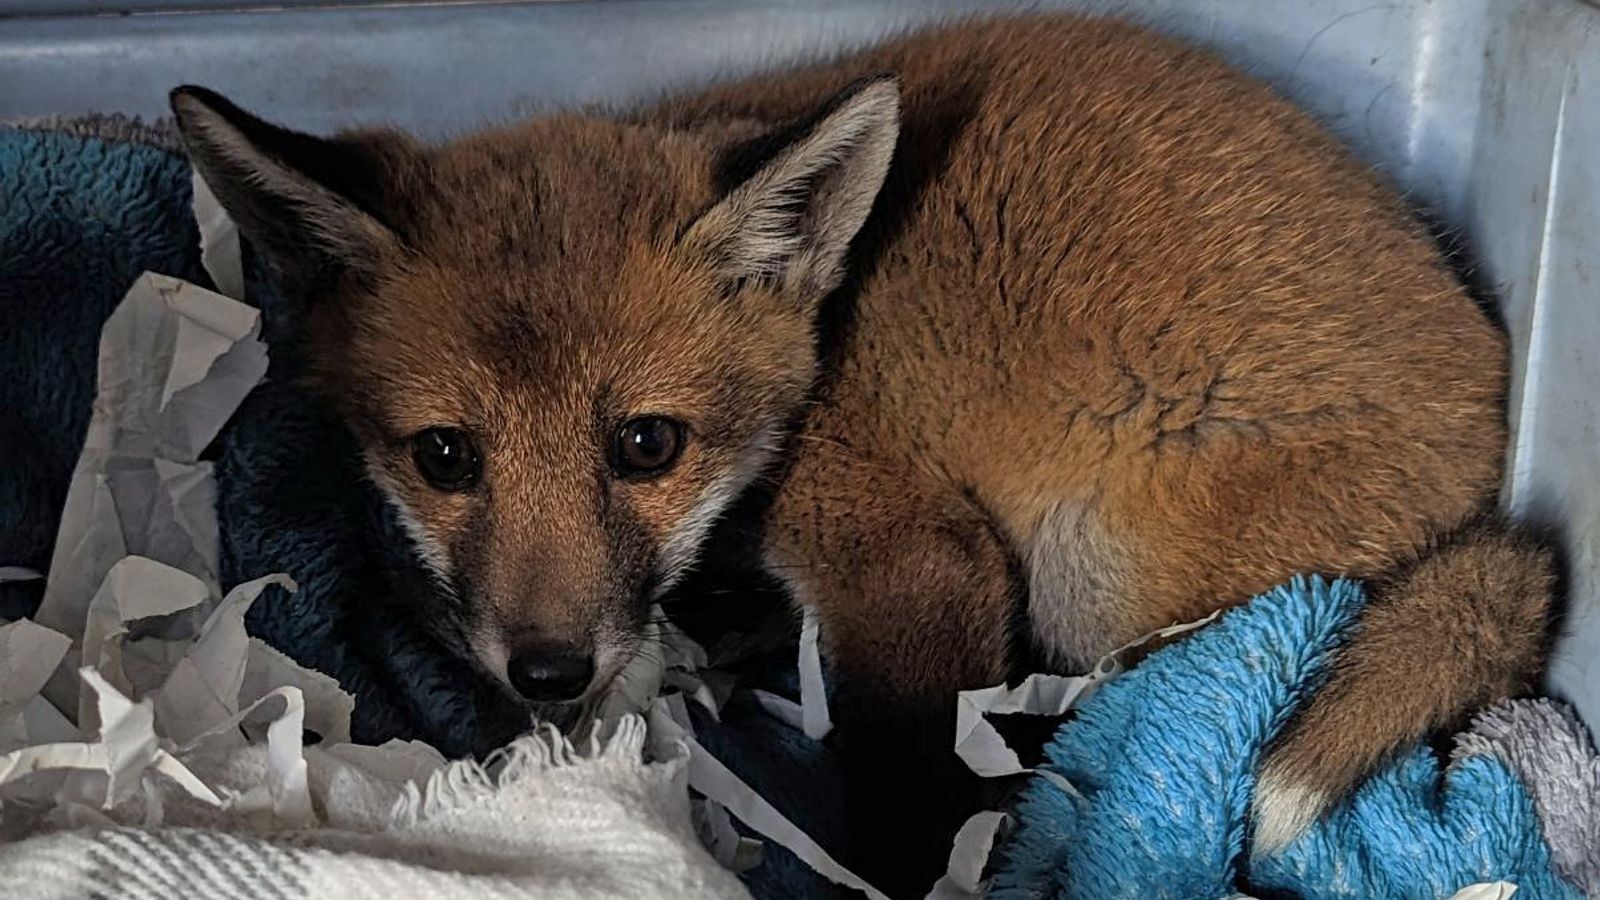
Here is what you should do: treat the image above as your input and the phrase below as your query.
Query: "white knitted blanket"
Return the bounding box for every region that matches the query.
[0,718,748,900]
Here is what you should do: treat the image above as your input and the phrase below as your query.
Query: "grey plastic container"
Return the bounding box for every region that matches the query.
[2,0,1595,731]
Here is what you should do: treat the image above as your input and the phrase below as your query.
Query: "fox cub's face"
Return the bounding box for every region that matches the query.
[171,80,899,705]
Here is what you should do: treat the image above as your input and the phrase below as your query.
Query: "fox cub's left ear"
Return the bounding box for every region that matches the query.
[681,75,901,309]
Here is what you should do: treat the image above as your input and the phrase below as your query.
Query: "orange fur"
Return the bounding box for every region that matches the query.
[172,13,1552,894]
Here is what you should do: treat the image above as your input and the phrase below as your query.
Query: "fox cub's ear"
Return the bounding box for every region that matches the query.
[682,75,901,309]
[169,86,420,295]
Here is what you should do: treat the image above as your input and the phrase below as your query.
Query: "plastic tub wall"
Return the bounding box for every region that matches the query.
[2,0,1595,730]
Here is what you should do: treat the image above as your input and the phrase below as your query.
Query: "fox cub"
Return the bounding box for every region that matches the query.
[173,13,1552,894]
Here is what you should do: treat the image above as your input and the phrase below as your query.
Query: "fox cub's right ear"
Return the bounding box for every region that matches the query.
[169,86,420,294]
[681,75,901,313]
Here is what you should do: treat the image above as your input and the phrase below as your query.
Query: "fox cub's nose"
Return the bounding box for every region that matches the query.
[507,645,595,703]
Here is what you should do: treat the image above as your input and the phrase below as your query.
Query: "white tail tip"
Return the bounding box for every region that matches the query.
[1250,767,1328,855]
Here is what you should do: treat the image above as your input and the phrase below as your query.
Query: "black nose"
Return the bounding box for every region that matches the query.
[507,648,594,703]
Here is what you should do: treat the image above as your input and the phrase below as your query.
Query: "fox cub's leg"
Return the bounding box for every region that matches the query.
[764,442,1019,896]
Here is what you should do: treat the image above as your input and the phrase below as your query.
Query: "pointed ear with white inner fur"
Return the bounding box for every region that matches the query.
[682,76,901,306]
[169,85,412,296]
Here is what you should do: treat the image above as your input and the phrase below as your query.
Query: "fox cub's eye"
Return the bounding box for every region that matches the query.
[613,417,685,478]
[412,427,481,491]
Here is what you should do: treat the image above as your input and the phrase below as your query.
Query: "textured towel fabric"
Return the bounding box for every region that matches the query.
[990,577,1585,900]
[0,719,752,900]
[0,119,840,900]
[1458,700,1600,896]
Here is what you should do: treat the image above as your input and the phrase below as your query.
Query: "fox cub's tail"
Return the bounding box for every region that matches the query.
[1251,519,1555,852]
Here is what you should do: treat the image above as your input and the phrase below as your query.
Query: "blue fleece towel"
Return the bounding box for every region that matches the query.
[991,576,1580,900]
[0,120,838,900]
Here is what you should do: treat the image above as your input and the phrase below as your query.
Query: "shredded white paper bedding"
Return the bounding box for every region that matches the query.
[0,269,745,899]
[0,185,880,899]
